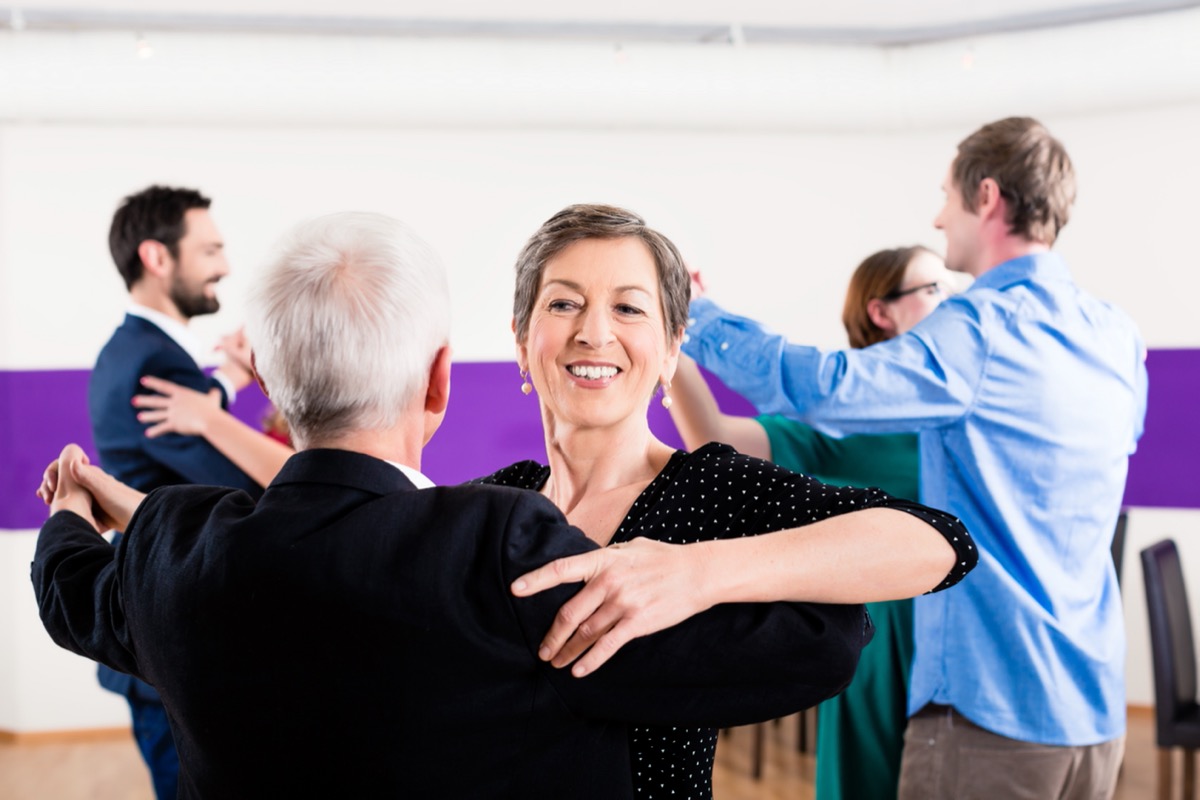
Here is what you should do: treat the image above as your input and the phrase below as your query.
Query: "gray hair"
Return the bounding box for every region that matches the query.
[245,212,450,448]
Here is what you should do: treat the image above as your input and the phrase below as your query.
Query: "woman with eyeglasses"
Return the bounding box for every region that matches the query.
[668,244,967,800]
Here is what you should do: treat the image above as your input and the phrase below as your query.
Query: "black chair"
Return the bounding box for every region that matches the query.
[1142,539,1200,799]
[1112,510,1129,585]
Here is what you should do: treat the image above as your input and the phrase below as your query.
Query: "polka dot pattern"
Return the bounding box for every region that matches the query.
[476,441,975,798]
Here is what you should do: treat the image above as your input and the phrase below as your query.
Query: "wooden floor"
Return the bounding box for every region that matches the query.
[0,708,1160,799]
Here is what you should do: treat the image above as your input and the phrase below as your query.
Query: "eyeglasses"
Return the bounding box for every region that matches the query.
[881,282,944,302]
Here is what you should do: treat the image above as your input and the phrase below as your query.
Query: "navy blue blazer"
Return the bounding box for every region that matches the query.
[89,313,261,496]
[89,313,261,700]
[33,449,869,799]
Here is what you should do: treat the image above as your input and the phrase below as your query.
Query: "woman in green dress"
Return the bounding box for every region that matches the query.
[669,244,966,800]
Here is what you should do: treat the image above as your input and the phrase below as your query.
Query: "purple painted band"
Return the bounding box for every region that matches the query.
[2,351,1195,530]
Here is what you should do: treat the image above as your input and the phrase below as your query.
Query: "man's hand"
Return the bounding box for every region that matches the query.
[511,538,717,677]
[37,446,146,533]
[214,327,254,390]
[689,267,707,301]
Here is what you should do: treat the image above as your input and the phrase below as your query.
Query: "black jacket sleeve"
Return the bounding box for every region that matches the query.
[499,491,869,729]
[31,510,142,678]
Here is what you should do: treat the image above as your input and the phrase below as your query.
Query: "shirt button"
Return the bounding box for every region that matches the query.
[720,342,730,351]
[687,317,696,327]
[682,333,691,344]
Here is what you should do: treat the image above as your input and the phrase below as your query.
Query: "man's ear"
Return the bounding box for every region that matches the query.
[866,298,897,334]
[976,177,1004,221]
[425,345,452,417]
[250,351,270,399]
[422,345,452,446]
[137,240,171,279]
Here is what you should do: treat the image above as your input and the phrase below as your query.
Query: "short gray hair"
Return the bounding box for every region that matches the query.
[245,212,450,448]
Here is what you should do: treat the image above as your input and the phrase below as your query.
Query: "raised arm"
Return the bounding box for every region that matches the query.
[668,356,772,458]
[134,375,293,488]
[681,296,986,436]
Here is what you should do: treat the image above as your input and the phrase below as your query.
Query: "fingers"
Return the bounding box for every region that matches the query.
[72,460,119,502]
[568,622,638,677]
[37,459,60,504]
[71,460,141,533]
[138,375,176,395]
[54,445,87,493]
[536,581,608,663]
[549,600,626,671]
[47,445,100,531]
[134,405,170,437]
[142,421,171,439]
[511,551,600,597]
[132,393,169,409]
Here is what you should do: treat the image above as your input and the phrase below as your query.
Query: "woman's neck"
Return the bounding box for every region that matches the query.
[539,412,675,542]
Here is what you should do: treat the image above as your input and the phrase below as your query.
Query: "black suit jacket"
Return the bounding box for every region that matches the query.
[88,313,262,700]
[33,449,868,799]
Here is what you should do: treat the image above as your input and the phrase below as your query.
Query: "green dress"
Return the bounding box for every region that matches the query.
[757,415,918,800]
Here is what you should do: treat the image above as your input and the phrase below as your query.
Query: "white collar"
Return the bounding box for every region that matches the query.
[127,303,209,367]
[385,460,436,489]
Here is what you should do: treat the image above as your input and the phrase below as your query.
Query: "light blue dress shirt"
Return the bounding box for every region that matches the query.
[683,252,1147,746]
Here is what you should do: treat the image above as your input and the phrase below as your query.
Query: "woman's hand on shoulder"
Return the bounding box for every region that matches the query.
[511,537,718,677]
[133,375,222,438]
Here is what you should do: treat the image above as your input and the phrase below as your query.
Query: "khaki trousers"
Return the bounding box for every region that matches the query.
[898,704,1124,800]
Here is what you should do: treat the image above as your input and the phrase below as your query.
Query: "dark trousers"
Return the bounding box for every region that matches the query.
[128,696,180,800]
[898,704,1123,800]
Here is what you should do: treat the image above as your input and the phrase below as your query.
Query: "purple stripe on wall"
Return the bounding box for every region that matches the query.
[1124,349,1200,508]
[1,350,1195,530]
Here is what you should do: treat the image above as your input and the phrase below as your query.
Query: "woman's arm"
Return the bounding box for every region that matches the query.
[135,376,293,488]
[514,505,966,676]
[668,356,772,458]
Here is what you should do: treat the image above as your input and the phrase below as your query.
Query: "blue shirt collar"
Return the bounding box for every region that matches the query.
[969,251,1071,292]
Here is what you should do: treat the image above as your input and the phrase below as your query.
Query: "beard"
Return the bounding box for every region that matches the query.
[170,276,220,319]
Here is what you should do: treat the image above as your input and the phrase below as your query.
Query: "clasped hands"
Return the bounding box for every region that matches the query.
[36,445,145,534]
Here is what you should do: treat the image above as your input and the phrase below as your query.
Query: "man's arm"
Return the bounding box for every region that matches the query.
[31,446,142,677]
[502,492,869,729]
[682,296,988,436]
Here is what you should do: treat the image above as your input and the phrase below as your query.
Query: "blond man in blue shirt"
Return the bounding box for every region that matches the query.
[683,117,1147,800]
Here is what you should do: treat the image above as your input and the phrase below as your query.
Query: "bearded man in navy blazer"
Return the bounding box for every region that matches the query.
[88,185,261,798]
[34,212,961,797]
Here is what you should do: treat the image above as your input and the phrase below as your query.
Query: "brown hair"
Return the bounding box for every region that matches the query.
[109,185,211,290]
[512,204,690,344]
[952,117,1075,245]
[841,246,938,349]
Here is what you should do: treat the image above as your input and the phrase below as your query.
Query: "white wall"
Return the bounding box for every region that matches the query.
[2,9,1198,731]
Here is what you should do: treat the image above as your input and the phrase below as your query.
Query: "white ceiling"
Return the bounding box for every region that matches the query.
[5,0,1199,43]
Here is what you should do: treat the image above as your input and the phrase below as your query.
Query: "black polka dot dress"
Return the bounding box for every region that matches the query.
[476,442,974,799]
